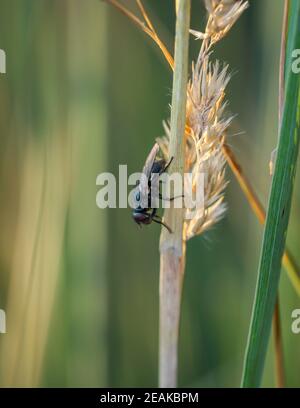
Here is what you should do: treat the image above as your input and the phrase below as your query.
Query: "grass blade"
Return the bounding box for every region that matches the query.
[241,0,300,387]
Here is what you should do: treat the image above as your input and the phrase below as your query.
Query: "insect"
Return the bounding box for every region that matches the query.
[132,143,173,233]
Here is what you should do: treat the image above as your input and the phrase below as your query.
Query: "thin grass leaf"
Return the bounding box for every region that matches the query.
[241,0,300,388]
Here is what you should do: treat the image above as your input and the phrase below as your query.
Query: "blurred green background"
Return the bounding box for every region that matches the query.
[0,0,299,387]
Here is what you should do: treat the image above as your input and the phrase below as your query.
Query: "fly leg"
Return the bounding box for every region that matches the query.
[150,208,157,218]
[159,156,173,175]
[159,193,184,201]
[152,214,173,233]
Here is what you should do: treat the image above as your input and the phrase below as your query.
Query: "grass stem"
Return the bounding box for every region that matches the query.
[241,0,300,387]
[158,0,190,388]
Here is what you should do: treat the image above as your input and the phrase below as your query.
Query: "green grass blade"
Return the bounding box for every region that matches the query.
[241,0,300,388]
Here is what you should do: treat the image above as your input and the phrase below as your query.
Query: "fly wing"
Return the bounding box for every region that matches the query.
[139,143,159,205]
[142,142,159,178]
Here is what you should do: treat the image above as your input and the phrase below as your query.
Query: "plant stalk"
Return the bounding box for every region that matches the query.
[159,0,190,388]
[271,0,289,388]
[242,0,300,387]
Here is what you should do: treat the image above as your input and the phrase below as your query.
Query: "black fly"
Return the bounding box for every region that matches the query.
[132,143,173,233]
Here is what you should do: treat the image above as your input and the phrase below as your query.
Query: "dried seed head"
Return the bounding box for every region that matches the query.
[191,0,248,44]
[157,57,231,240]
[158,0,248,240]
[183,58,232,239]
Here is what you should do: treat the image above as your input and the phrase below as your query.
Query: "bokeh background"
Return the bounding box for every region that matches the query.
[0,0,299,387]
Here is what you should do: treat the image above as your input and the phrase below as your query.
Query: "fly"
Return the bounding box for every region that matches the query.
[132,143,173,233]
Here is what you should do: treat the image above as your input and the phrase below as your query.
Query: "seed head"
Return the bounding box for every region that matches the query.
[158,0,248,240]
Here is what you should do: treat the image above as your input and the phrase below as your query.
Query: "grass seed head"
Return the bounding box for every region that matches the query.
[158,0,248,240]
